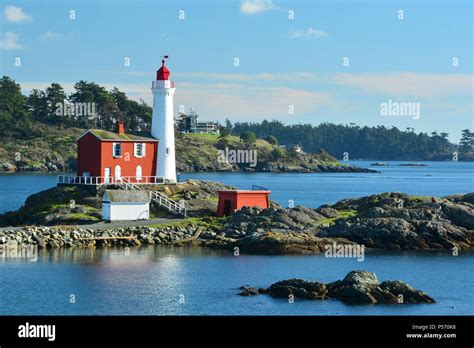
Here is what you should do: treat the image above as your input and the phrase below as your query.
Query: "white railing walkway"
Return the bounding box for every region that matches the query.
[117,177,186,217]
[57,175,186,217]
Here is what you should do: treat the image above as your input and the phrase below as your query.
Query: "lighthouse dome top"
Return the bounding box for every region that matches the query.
[156,59,170,80]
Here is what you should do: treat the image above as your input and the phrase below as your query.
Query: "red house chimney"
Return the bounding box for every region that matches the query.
[116,120,125,134]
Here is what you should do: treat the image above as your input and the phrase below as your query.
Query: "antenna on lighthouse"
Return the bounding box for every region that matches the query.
[161,55,169,65]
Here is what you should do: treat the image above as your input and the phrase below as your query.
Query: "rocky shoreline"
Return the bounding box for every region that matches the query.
[1,191,473,254]
[0,161,378,174]
[370,162,427,167]
[258,163,378,173]
[0,225,204,249]
[239,270,435,304]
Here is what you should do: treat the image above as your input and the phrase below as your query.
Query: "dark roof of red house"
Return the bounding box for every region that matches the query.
[77,129,159,142]
[103,190,151,203]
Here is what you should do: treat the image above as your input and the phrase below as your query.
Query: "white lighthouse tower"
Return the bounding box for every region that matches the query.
[151,58,177,182]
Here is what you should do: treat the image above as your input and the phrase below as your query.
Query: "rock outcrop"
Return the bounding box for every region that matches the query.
[318,193,473,250]
[233,231,355,255]
[239,270,435,304]
[2,188,473,253]
[218,192,474,252]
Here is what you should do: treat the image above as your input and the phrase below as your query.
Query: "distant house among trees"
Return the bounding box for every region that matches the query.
[177,107,219,134]
[280,144,303,153]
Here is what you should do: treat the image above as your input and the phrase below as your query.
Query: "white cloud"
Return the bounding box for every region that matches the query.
[175,82,332,120]
[4,5,31,22]
[289,27,328,39]
[332,72,473,97]
[40,31,62,40]
[240,0,275,15]
[0,32,22,50]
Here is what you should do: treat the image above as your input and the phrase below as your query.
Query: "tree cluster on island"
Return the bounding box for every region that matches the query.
[231,120,473,161]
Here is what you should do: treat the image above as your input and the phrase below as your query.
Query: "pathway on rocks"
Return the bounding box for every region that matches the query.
[0,218,179,231]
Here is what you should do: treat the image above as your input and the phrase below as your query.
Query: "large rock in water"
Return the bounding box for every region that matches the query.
[327,271,395,304]
[239,270,435,305]
[266,279,328,299]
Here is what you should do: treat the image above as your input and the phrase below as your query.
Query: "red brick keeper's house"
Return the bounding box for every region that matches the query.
[76,121,159,184]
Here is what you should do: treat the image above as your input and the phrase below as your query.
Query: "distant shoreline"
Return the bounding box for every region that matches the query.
[3,159,473,175]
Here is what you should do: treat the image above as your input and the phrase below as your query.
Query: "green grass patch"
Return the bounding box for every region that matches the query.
[185,133,219,140]
[67,213,100,221]
[148,216,223,229]
[27,161,43,166]
[338,210,358,218]
[320,161,345,167]
[407,195,430,202]
[315,210,357,227]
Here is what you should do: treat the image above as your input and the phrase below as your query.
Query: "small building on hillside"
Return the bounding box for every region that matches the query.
[77,121,159,184]
[177,107,220,134]
[216,190,271,217]
[102,190,150,221]
[279,144,303,153]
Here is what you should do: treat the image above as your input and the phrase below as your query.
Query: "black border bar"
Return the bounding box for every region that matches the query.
[0,315,472,346]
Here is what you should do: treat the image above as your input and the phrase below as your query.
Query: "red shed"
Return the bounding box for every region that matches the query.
[77,121,159,184]
[217,190,271,217]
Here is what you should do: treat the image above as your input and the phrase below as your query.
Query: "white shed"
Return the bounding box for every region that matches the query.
[102,190,150,221]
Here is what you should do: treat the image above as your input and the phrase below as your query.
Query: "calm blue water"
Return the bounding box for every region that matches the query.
[1,161,473,213]
[182,161,474,208]
[0,247,473,315]
[0,161,473,315]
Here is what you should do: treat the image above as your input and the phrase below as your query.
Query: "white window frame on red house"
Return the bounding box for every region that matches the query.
[134,143,146,158]
[113,142,122,158]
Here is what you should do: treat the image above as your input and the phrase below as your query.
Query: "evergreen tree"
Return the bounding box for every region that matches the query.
[46,83,67,127]
[265,135,278,145]
[0,76,33,138]
[27,89,48,122]
[460,129,473,153]
[240,131,256,147]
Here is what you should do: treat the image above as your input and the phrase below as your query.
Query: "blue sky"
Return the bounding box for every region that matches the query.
[1,0,472,142]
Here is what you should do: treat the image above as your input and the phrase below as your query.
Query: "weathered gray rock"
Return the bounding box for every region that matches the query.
[2,162,17,172]
[342,270,379,287]
[233,231,355,255]
[267,279,328,299]
[238,286,260,296]
[441,200,474,230]
[221,206,325,239]
[217,192,474,252]
[315,206,339,218]
[240,270,435,305]
[379,280,435,304]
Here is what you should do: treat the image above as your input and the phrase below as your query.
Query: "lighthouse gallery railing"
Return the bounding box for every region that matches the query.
[57,175,170,185]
